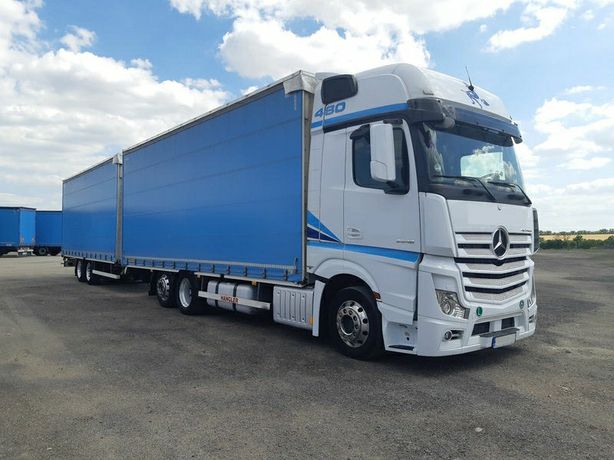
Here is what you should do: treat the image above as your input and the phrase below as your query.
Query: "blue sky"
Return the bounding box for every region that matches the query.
[0,0,613,230]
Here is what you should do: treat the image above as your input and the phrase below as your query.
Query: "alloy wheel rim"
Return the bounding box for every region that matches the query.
[336,300,369,348]
[156,275,170,302]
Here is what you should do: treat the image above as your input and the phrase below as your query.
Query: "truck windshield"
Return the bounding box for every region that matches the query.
[412,121,530,205]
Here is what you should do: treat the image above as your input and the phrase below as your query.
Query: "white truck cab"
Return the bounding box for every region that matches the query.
[306,63,538,357]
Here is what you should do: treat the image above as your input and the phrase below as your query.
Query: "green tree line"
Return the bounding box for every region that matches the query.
[540,235,614,250]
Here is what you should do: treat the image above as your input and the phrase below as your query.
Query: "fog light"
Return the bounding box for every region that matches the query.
[443,330,452,341]
[436,290,469,319]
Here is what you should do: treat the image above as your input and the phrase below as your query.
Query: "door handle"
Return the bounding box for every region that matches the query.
[346,227,362,239]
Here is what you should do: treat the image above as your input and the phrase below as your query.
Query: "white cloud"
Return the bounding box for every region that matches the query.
[563,84,604,94]
[170,0,207,19]
[60,26,95,52]
[170,0,515,79]
[514,140,541,181]
[218,15,429,79]
[523,94,614,230]
[171,0,614,75]
[0,0,231,209]
[527,177,614,230]
[487,2,572,51]
[533,97,614,157]
[240,85,258,95]
[562,156,611,169]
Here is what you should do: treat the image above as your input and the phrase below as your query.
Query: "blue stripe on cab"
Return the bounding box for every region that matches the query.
[307,240,420,263]
[307,211,341,242]
[311,103,409,130]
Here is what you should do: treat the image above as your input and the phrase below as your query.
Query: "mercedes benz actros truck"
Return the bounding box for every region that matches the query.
[62,64,539,359]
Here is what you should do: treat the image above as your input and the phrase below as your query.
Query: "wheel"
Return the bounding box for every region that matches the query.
[85,261,100,285]
[328,286,384,360]
[50,249,61,256]
[75,259,87,282]
[175,273,205,315]
[155,272,176,308]
[35,247,48,256]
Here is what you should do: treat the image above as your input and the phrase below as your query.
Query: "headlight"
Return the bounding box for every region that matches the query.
[436,290,469,319]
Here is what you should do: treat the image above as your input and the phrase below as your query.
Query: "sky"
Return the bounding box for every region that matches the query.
[0,0,613,231]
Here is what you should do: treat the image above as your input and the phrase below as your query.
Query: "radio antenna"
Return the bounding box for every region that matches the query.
[465,66,475,91]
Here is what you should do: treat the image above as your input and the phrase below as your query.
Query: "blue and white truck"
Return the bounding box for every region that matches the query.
[63,64,539,359]
[34,210,63,256]
[0,206,36,256]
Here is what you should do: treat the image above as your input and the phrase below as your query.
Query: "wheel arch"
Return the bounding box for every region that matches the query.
[311,258,379,337]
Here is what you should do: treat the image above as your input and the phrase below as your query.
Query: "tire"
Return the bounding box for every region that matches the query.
[85,261,100,285]
[155,272,176,308]
[50,249,61,256]
[35,247,48,256]
[75,259,87,282]
[175,273,205,315]
[328,286,384,360]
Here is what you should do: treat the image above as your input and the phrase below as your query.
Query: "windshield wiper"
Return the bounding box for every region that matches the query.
[487,180,532,205]
[433,175,497,202]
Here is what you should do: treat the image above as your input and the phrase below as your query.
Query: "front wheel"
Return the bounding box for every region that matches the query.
[35,247,48,256]
[328,286,384,360]
[175,273,205,315]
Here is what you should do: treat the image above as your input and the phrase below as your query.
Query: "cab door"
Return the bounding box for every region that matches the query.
[343,121,421,316]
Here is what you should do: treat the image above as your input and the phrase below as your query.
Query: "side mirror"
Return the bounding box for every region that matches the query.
[369,123,396,182]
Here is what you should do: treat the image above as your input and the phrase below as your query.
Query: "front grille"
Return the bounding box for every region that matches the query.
[455,231,532,304]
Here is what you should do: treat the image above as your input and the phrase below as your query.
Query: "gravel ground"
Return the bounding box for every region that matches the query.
[0,251,612,459]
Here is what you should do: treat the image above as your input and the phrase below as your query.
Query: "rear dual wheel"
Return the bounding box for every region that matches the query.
[154,272,206,314]
[176,273,206,315]
[85,261,100,285]
[155,272,176,308]
[75,259,86,282]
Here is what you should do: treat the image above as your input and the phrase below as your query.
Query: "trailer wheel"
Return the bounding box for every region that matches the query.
[175,273,205,315]
[50,249,61,256]
[85,261,100,285]
[35,247,48,256]
[155,273,176,308]
[328,286,384,360]
[75,259,87,282]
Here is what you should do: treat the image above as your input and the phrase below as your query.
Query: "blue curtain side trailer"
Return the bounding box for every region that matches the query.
[34,210,63,256]
[62,155,122,279]
[0,207,36,256]
[63,72,315,298]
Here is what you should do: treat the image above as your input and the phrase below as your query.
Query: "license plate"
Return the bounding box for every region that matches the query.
[492,332,516,348]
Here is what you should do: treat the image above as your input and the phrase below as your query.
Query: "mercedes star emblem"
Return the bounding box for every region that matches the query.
[491,228,509,258]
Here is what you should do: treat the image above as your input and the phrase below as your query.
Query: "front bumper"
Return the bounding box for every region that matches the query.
[413,254,537,356]
[415,309,536,356]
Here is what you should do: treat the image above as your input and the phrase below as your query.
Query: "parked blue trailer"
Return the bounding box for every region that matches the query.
[63,74,310,290]
[34,210,62,256]
[0,206,36,256]
[62,155,121,279]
